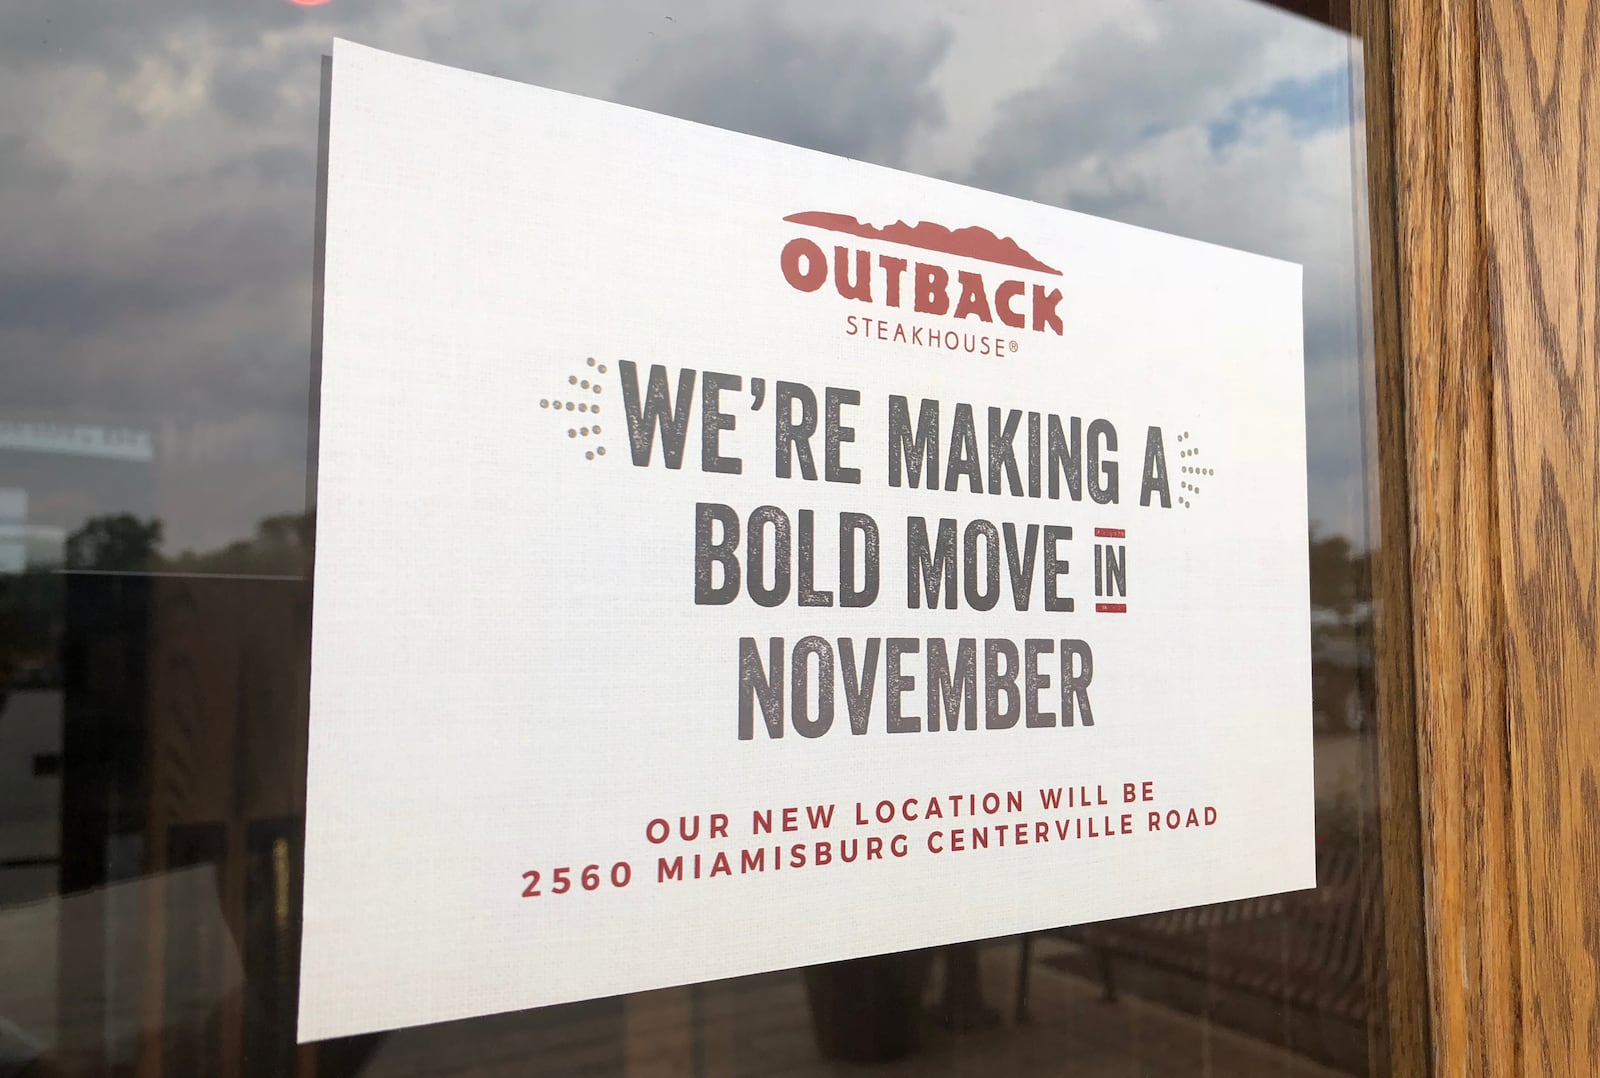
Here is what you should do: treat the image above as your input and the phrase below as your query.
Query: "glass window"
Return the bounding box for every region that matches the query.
[0,1,1398,1074]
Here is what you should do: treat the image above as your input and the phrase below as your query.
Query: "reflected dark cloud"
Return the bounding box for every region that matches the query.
[210,61,293,126]
[0,133,67,194]
[202,143,316,190]
[614,12,950,165]
[0,213,302,336]
[0,0,343,74]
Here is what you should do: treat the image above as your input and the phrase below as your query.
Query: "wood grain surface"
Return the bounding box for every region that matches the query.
[1478,1,1600,1073]
[1389,1,1521,1074]
[1389,0,1600,1073]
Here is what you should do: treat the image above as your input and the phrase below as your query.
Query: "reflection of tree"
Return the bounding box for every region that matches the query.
[64,513,164,572]
[0,510,315,696]
[1308,528,1369,616]
[1,514,162,694]
[56,510,315,578]
[167,511,313,577]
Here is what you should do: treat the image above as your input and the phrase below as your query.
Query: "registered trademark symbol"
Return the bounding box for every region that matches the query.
[1008,340,1019,353]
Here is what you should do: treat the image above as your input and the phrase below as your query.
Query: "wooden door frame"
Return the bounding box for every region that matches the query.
[1359,1,1599,1073]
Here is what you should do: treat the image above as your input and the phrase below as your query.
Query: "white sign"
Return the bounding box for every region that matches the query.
[300,40,1313,1042]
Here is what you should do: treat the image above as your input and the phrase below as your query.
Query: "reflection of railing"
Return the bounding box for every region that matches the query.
[1016,843,1380,1030]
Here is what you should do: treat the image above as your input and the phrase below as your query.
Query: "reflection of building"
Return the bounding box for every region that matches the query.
[53,568,311,1073]
[0,422,154,572]
[0,423,154,464]
[0,420,156,866]
[0,421,157,1061]
[0,490,65,573]
[0,423,158,911]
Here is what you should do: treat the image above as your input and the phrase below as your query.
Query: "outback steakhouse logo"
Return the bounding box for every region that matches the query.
[780,210,1064,356]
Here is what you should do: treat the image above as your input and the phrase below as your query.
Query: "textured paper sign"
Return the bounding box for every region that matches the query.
[300,39,1313,1042]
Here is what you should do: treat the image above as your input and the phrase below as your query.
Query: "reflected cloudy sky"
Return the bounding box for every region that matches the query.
[0,0,1368,555]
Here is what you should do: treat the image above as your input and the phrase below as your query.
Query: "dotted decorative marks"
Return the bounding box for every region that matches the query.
[540,357,611,460]
[1173,430,1216,509]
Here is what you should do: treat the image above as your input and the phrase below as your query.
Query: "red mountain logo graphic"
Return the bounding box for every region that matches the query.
[783,211,1062,276]
[779,209,1065,345]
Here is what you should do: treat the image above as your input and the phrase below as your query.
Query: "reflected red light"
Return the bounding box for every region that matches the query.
[287,0,332,6]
